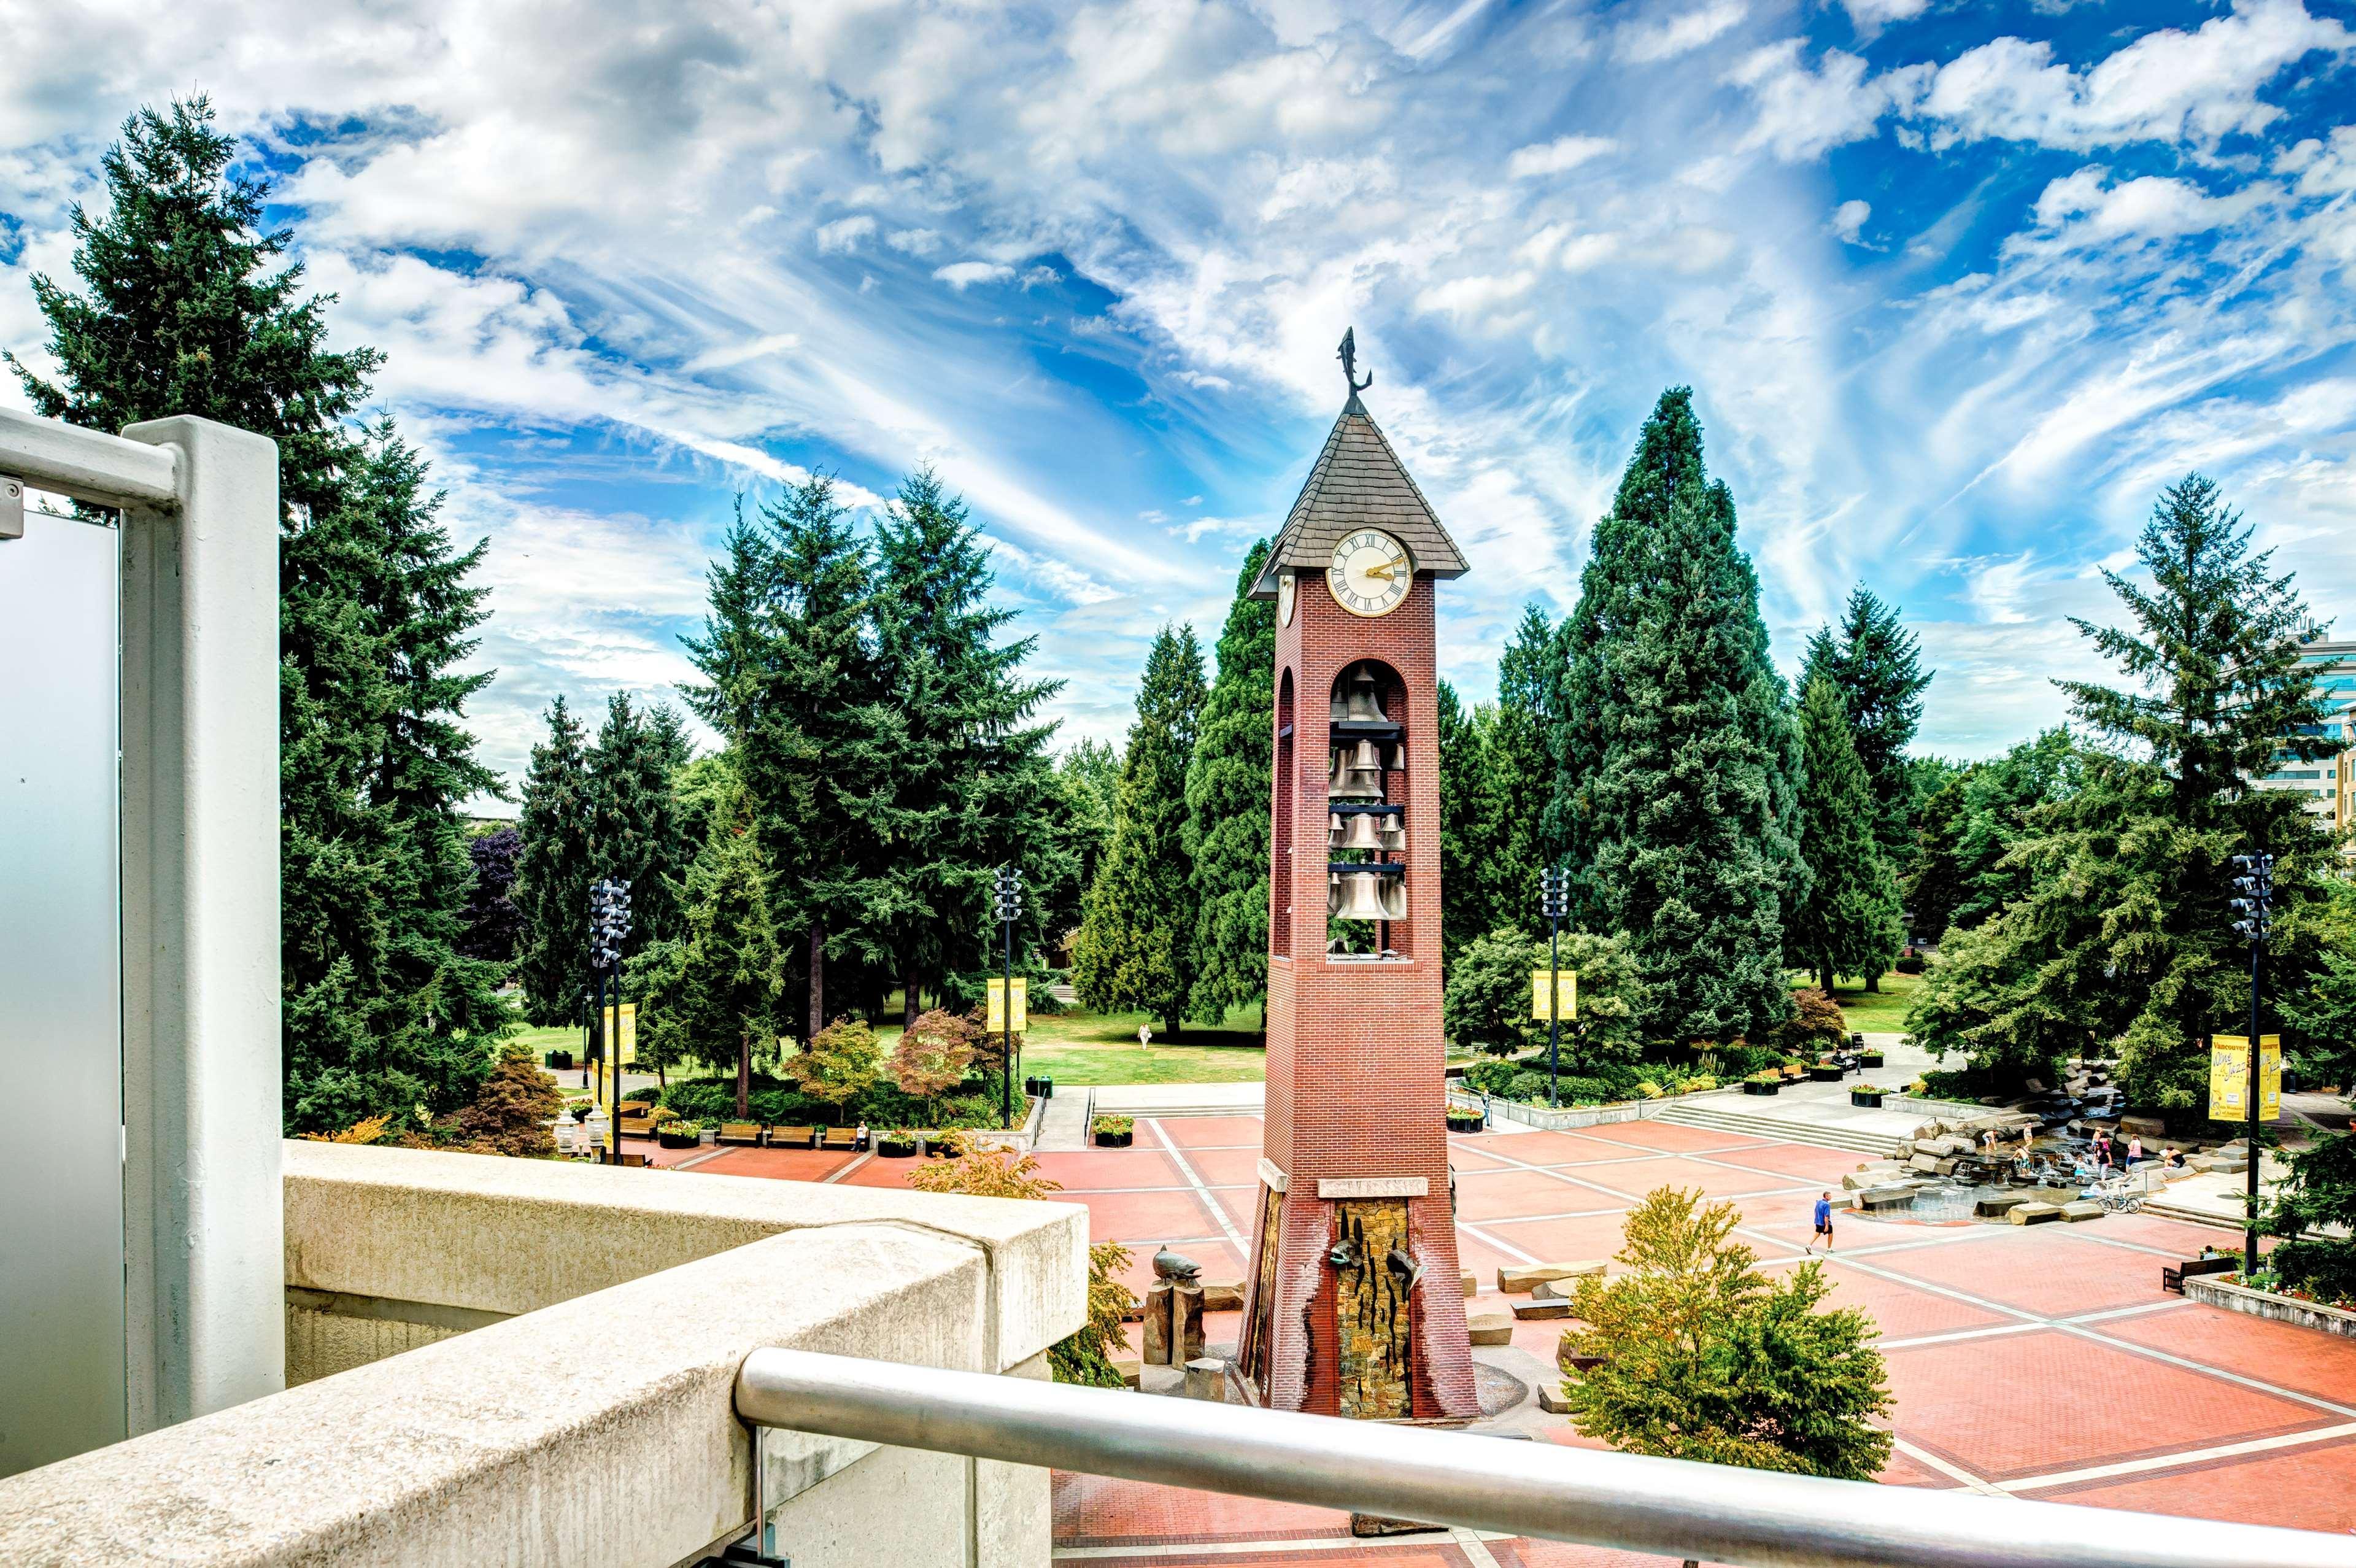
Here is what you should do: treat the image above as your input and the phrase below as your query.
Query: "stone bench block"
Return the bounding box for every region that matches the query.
[1974,1192,2030,1216]
[1467,1308,1514,1345]
[2060,1201,2106,1222]
[1536,1382,1576,1414]
[1182,1357,1227,1401]
[1201,1279,1244,1311]
[1497,1261,1605,1294]
[1512,1298,1572,1320]
[1462,1269,1478,1298]
[2009,1203,2062,1225]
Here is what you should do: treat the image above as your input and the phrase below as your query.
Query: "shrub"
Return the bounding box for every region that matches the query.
[1779,988,1847,1053]
[1635,1080,1663,1100]
[1092,1114,1134,1137]
[1504,1070,1549,1103]
[1893,954,1926,975]
[1686,1075,1717,1092]
[1746,1070,1783,1085]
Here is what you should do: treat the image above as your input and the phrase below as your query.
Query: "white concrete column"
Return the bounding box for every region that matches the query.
[118,415,283,1432]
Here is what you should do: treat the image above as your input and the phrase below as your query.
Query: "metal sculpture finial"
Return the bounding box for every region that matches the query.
[1338,327,1373,398]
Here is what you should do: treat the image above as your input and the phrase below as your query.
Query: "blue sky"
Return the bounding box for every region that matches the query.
[4,0,2354,803]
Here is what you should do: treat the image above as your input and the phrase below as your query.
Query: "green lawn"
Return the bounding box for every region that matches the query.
[1795,970,1923,1034]
[902,1000,1269,1087]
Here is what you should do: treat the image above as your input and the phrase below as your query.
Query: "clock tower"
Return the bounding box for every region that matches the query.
[1236,337,1478,1420]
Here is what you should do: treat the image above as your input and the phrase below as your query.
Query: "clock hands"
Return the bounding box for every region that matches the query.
[1362,557,1406,582]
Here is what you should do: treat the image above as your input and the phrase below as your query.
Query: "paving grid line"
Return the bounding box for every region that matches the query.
[1996,1420,2356,1495]
[819,1151,871,1184]
[1053,1537,1464,1560]
[1891,1435,2011,1496]
[1145,1118,1253,1255]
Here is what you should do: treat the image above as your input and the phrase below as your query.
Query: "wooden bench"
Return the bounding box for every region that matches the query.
[821,1127,859,1151]
[769,1124,816,1149]
[2161,1256,2236,1294]
[717,1121,763,1147]
[618,1115,655,1138]
[618,1152,652,1168]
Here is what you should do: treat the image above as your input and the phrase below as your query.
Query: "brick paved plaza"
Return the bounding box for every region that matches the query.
[670,1113,2356,1564]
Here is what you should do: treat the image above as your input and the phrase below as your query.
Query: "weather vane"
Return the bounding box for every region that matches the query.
[1338,327,1373,397]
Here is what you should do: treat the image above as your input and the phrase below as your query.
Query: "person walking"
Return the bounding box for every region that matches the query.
[2126,1133,2143,1167]
[1807,1191,1836,1254]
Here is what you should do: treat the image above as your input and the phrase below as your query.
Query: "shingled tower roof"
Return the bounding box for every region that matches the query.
[1248,390,1469,600]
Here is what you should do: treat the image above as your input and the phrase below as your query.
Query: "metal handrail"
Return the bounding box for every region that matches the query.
[735,1348,2356,1568]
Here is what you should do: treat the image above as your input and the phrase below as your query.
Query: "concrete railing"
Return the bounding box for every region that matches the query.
[0,1141,1089,1567]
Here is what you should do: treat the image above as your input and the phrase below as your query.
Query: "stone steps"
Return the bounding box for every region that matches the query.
[1649,1101,1907,1157]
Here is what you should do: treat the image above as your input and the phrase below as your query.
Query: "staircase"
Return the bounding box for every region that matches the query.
[1649,1099,1907,1157]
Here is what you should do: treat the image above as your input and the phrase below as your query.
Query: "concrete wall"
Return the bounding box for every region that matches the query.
[0,1141,1089,1567]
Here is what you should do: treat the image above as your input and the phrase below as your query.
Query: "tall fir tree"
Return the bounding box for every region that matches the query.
[1437,681,1505,969]
[515,697,597,1025]
[1788,676,1901,993]
[868,469,1067,1022]
[1073,625,1207,1033]
[1489,606,1558,924]
[671,784,786,1118]
[1907,477,2332,1106]
[588,692,687,952]
[684,476,894,1043]
[1041,739,1122,948]
[1800,586,1931,894]
[1186,540,1276,1027]
[12,98,504,1130]
[1561,391,1803,1043]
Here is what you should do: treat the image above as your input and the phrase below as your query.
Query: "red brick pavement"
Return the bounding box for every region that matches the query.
[674,1110,2356,1559]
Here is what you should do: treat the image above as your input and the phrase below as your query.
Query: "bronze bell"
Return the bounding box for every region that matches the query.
[1337,812,1387,852]
[1329,754,1385,800]
[1342,671,1386,723]
[1351,737,1383,771]
[1332,870,1394,922]
[1326,871,1344,917]
[1380,810,1405,852]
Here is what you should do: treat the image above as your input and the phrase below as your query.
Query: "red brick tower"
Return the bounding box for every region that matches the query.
[1237,341,1478,1420]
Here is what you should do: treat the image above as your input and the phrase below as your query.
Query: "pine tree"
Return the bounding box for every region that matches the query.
[1562,392,1803,1043]
[673,784,787,1118]
[1073,625,1206,1033]
[1491,606,1557,919]
[1788,676,1901,994]
[1041,740,1121,945]
[1186,540,1276,1027]
[11,99,504,1130]
[1799,586,1931,873]
[1437,682,1505,968]
[516,697,596,1025]
[1907,477,2332,1106]
[685,476,892,1043]
[589,692,687,951]
[868,469,1067,1023]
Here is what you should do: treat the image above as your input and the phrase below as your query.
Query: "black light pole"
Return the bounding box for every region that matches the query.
[1541,865,1570,1110]
[2228,852,2274,1269]
[994,865,1023,1129]
[589,878,632,1161]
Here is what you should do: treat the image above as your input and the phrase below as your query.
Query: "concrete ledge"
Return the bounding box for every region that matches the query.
[1485,1099,1642,1132]
[2185,1276,2356,1338]
[282,1140,1086,1375]
[0,1218,1082,1567]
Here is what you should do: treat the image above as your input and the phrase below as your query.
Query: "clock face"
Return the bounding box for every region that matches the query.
[1327,529,1411,617]
[1277,570,1296,627]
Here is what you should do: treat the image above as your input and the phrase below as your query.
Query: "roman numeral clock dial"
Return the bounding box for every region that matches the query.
[1327,528,1411,617]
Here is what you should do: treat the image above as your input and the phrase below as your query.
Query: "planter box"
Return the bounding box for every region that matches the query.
[2184,1275,2356,1338]
[1850,1091,1885,1108]
[1860,1052,1884,1069]
[1446,1114,1483,1134]
[1093,1129,1133,1148]
[1809,1065,1845,1083]
[876,1139,917,1159]
[655,1129,700,1149]
[1743,1080,1780,1097]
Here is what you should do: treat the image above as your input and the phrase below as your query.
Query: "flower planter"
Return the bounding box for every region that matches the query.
[1860,1051,1884,1069]
[1446,1113,1483,1134]
[545,1049,573,1070]
[655,1127,700,1149]
[1850,1090,1885,1108]
[1094,1129,1133,1148]
[1809,1065,1845,1083]
[1743,1079,1780,1097]
[876,1137,917,1158]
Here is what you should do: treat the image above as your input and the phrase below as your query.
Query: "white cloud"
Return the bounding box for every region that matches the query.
[1831,198,1871,244]
[933,260,1015,290]
[1843,0,1930,27]
[1505,134,1618,178]
[814,214,876,253]
[1614,1,1746,64]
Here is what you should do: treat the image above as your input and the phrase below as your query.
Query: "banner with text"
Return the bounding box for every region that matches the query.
[1530,970,1578,1022]
[986,977,1029,1033]
[2207,1033,2281,1123]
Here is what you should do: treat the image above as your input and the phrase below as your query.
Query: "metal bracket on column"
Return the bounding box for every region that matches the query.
[1,476,23,539]
[708,1423,792,1567]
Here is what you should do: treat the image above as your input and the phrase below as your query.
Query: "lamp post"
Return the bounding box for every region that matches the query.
[589,877,631,1162]
[2228,851,2274,1268]
[1540,865,1570,1110]
[994,865,1024,1129]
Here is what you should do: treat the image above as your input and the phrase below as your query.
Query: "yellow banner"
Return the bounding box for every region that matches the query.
[601,1001,637,1066]
[986,978,1028,1033]
[2208,1034,2281,1122]
[1531,969,1577,1022]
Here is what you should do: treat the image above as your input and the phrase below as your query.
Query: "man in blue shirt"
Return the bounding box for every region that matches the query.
[1808,1191,1835,1253]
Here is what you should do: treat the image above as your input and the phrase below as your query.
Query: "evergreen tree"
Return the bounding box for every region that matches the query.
[515,697,597,1025]
[1561,392,1802,1043]
[1907,477,2332,1107]
[12,99,504,1130]
[1788,676,1901,993]
[1491,606,1557,919]
[1073,625,1206,1033]
[1799,586,1931,872]
[1902,771,1972,946]
[685,476,893,1043]
[1186,540,1276,1027]
[1437,682,1505,968]
[672,783,786,1118]
[589,692,687,951]
[868,469,1067,1022]
[1041,739,1121,945]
